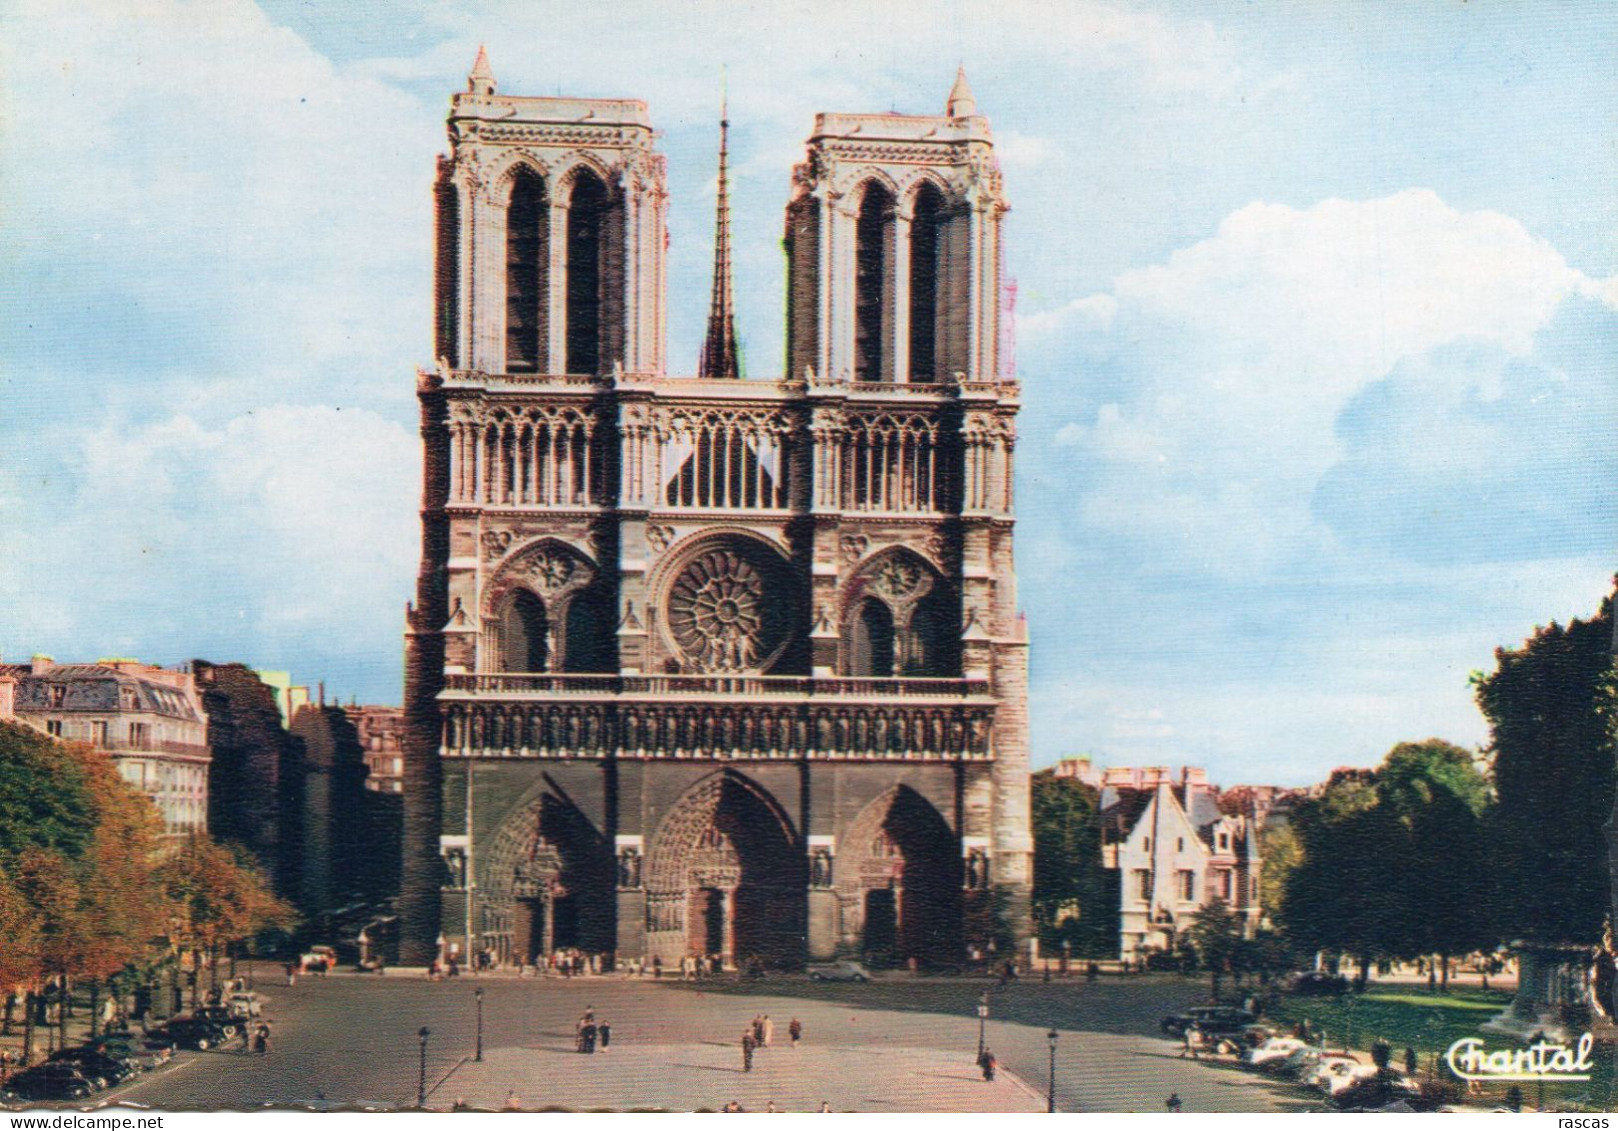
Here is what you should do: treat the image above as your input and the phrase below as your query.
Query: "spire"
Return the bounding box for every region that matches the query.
[946,65,977,118]
[468,44,495,96]
[698,83,741,380]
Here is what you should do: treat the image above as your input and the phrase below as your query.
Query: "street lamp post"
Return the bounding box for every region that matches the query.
[417,1026,431,1109]
[977,994,989,1062]
[475,987,485,1062]
[1062,940,1071,977]
[1047,1029,1059,1113]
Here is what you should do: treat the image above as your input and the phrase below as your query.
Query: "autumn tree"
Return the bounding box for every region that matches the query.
[161,836,294,1002]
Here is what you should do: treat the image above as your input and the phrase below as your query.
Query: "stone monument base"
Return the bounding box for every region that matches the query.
[1484,942,1613,1042]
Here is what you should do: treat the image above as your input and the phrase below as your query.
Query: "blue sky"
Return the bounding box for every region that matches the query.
[1,1,1613,785]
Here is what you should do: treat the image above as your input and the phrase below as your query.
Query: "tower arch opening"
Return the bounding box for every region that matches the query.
[853,181,895,382]
[504,166,548,373]
[565,169,610,375]
[907,181,946,383]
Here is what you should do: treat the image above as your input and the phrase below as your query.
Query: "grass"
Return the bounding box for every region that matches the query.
[1264,984,1614,1111]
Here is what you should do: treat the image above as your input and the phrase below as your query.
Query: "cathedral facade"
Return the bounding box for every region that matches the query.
[399,52,1031,971]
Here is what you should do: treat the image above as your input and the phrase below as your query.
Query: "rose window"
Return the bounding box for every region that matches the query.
[668,550,773,672]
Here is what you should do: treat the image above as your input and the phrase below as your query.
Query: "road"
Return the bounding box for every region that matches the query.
[82,972,1309,1113]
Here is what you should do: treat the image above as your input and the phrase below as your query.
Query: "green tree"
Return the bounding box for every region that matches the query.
[1475,588,1618,946]
[1186,897,1244,999]
[1258,822,1301,922]
[1031,771,1118,957]
[1378,740,1495,983]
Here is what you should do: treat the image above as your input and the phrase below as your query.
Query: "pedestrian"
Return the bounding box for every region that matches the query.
[753,1015,764,1045]
[789,1017,802,1048]
[654,955,663,980]
[285,963,297,988]
[981,1049,997,1082]
[819,1101,832,1113]
[1403,1045,1418,1077]
[765,1100,777,1113]
[742,1031,755,1073]
[254,1023,270,1055]
[1180,1026,1204,1059]
[1166,1093,1182,1113]
[762,1015,774,1047]
[600,1019,611,1051]
[581,1021,597,1054]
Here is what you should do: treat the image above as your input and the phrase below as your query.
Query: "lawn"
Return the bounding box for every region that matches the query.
[1264,984,1613,1111]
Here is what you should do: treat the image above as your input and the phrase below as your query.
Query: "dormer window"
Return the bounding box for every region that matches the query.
[49,685,66,708]
[1217,832,1230,851]
[119,685,138,710]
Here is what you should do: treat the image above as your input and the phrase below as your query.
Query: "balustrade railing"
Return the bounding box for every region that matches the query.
[442,672,991,699]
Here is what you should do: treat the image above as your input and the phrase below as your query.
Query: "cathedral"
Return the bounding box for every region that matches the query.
[398,50,1031,971]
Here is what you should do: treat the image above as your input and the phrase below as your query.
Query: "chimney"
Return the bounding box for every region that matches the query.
[30,654,54,675]
[0,675,15,720]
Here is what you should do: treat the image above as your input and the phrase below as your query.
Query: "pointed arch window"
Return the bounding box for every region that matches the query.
[497,590,549,672]
[566,171,609,375]
[854,182,894,382]
[505,168,547,373]
[848,598,896,677]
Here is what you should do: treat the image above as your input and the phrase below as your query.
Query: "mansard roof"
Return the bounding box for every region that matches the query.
[11,664,201,722]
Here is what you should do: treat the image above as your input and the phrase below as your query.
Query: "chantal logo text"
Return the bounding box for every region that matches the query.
[1445,1033,1595,1082]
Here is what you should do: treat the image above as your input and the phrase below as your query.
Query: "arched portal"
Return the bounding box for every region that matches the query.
[837,786,961,968]
[645,772,805,969]
[478,785,612,966]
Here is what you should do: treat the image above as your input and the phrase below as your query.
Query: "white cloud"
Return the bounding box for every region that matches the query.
[1,405,418,663]
[1041,190,1604,573]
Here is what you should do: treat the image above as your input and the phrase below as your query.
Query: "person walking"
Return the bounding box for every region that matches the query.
[741,1031,756,1073]
[818,1101,832,1113]
[653,955,663,980]
[788,1018,802,1048]
[285,963,297,988]
[581,1020,597,1054]
[752,1015,765,1045]
[761,1015,774,1048]
[599,1019,612,1052]
[253,1022,270,1055]
[981,1049,997,1082]
[1166,1093,1182,1113]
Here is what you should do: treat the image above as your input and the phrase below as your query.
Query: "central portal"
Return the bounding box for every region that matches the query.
[647,772,806,970]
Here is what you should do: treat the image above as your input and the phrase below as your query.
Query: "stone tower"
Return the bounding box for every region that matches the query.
[400,55,1030,970]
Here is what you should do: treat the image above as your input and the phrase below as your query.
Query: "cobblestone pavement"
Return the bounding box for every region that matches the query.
[78,972,1310,1113]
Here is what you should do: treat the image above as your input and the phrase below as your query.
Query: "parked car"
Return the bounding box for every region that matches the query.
[1,1062,97,1102]
[300,945,338,973]
[225,992,263,1019]
[806,961,872,983]
[1261,1047,1325,1079]
[1289,970,1349,996]
[1160,1005,1258,1038]
[148,1016,235,1051]
[193,1006,244,1037]
[1241,1036,1311,1068]
[1326,1072,1423,1110]
[1304,1054,1371,1094]
[48,1048,138,1088]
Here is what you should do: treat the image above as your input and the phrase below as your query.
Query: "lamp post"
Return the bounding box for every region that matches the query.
[417,1026,431,1109]
[1047,1029,1059,1113]
[1062,940,1071,977]
[976,994,989,1061]
[475,987,485,1062]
